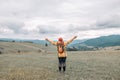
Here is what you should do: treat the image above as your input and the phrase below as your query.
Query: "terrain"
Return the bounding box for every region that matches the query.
[0,42,120,80]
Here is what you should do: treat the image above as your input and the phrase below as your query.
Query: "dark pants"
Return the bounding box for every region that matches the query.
[58,57,66,72]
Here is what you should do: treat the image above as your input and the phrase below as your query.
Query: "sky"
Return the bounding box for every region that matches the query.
[0,0,120,40]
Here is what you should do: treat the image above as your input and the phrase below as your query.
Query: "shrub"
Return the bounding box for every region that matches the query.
[0,51,2,54]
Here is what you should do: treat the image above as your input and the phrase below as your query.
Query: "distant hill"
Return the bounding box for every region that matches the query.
[0,38,48,45]
[1,35,120,51]
[67,39,87,47]
[0,38,87,46]
[83,35,120,47]
[67,35,120,51]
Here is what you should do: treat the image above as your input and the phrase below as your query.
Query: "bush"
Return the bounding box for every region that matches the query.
[18,50,21,53]
[0,51,2,54]
[38,49,41,52]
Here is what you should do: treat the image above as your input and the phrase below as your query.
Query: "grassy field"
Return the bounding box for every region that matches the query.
[0,50,120,80]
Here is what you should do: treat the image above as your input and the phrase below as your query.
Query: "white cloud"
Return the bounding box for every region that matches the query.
[0,0,120,39]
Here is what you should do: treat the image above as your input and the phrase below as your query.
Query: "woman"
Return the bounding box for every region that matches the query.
[45,36,77,72]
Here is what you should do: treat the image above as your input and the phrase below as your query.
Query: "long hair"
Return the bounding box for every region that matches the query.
[57,37,64,53]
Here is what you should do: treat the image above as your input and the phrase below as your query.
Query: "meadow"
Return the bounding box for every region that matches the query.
[0,50,120,80]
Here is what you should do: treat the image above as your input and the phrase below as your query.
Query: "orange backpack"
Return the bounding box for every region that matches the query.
[57,41,64,53]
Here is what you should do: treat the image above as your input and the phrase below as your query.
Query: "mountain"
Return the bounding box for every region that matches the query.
[67,39,87,47]
[0,38,87,45]
[1,35,120,51]
[83,35,120,47]
[0,38,48,45]
[67,35,120,51]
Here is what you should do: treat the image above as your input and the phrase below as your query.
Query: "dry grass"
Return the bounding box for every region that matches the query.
[0,42,57,55]
[0,50,120,80]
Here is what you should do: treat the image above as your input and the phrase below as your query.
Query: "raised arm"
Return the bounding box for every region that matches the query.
[67,36,77,44]
[45,38,56,45]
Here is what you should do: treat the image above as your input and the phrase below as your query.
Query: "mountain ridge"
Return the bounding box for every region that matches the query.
[67,35,120,51]
[0,35,120,51]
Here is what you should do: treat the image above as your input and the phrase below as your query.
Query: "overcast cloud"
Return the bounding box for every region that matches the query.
[0,0,120,40]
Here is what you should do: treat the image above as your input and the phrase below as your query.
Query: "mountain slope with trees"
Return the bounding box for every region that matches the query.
[67,35,120,51]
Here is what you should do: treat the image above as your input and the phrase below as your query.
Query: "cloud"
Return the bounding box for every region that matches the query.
[95,15,120,29]
[37,24,68,34]
[0,20,25,34]
[0,0,65,19]
[0,0,120,39]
